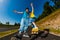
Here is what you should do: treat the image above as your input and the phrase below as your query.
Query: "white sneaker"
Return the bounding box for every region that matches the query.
[19,32,21,34]
[23,34,29,37]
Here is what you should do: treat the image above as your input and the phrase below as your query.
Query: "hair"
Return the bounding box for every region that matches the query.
[25,8,29,10]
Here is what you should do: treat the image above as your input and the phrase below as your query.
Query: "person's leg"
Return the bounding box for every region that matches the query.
[28,18,32,26]
[23,19,29,37]
[23,18,29,32]
[23,26,29,37]
[32,22,37,28]
[19,18,24,34]
[29,18,37,28]
[14,19,25,39]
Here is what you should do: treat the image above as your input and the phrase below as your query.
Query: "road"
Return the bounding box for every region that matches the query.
[0,32,60,40]
[0,28,18,32]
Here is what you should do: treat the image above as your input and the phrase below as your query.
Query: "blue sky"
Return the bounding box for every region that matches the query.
[0,0,54,25]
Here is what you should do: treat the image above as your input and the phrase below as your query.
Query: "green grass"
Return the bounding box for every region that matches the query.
[0,29,18,38]
[0,25,19,28]
[49,27,60,34]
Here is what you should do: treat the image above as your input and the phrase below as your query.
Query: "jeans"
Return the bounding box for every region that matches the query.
[19,18,37,33]
[19,18,29,33]
[29,18,37,28]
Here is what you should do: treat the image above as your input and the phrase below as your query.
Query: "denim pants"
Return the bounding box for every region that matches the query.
[29,18,36,28]
[19,18,29,33]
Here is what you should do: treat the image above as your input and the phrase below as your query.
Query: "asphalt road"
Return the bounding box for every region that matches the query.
[0,32,60,40]
[0,28,18,32]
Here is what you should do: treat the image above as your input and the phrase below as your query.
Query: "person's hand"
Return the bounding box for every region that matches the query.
[31,3,33,7]
[13,10,17,13]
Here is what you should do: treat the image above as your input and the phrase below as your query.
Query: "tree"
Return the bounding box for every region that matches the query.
[0,21,2,25]
[35,2,54,22]
[6,22,9,25]
[51,0,60,8]
[14,22,17,26]
[14,22,20,26]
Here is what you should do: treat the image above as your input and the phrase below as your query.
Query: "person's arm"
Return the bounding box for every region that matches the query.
[31,3,34,13]
[31,3,36,18]
[14,10,23,14]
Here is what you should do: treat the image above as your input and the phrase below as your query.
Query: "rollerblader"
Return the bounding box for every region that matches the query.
[14,7,30,38]
[29,3,38,34]
[13,3,38,40]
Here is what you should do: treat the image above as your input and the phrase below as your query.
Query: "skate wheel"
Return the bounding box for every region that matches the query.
[31,31,38,34]
[31,27,39,34]
[11,37,17,40]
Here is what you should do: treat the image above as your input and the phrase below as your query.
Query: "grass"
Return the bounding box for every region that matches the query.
[36,9,60,34]
[38,26,60,34]
[49,27,60,34]
[0,25,19,28]
[36,9,60,23]
[0,29,18,38]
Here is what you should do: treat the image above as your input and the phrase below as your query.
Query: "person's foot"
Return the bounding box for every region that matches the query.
[14,32,22,39]
[23,32,29,37]
[19,31,21,34]
[23,34,29,37]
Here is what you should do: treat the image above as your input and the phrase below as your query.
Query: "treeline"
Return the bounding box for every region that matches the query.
[0,22,20,26]
[35,0,60,22]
